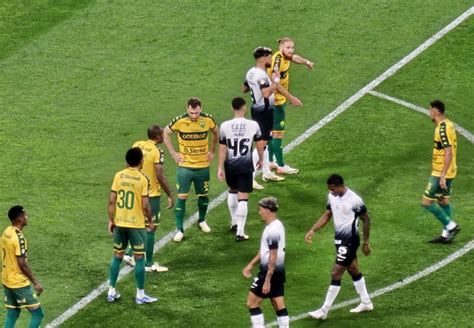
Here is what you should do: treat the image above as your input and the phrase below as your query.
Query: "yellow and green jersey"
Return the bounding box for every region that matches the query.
[132,140,164,197]
[2,226,30,289]
[167,113,217,168]
[111,167,149,228]
[268,50,291,106]
[432,119,457,178]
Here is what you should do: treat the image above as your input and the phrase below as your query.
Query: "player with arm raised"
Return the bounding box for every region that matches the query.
[268,37,314,175]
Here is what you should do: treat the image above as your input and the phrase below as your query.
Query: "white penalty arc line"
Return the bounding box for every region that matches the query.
[46,6,474,327]
[266,239,474,327]
[368,90,474,143]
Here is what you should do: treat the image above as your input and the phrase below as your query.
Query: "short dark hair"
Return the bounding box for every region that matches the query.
[8,205,24,221]
[147,125,163,139]
[187,97,202,109]
[259,197,279,212]
[430,100,445,114]
[253,46,272,59]
[232,97,246,110]
[126,147,143,166]
[327,174,344,186]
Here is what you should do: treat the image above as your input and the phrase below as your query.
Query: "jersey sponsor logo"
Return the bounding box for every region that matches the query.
[183,146,207,155]
[179,132,208,140]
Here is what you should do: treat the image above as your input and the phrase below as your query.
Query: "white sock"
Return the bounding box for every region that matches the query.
[108,287,116,296]
[136,289,144,298]
[322,285,341,313]
[353,277,371,304]
[252,149,259,173]
[262,147,271,175]
[277,315,289,328]
[250,313,265,328]
[227,192,238,226]
[445,220,457,230]
[236,200,248,236]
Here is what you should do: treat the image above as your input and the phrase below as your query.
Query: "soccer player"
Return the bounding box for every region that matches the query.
[243,197,289,328]
[267,37,314,175]
[123,125,174,272]
[2,206,44,328]
[421,100,460,243]
[163,97,219,242]
[305,174,373,320]
[242,46,285,189]
[107,147,158,304]
[217,97,265,241]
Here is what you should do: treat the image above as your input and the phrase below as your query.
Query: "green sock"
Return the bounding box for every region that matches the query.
[198,196,209,223]
[440,203,452,218]
[268,142,274,163]
[135,257,145,290]
[175,198,186,232]
[5,308,20,328]
[109,256,122,287]
[145,230,155,267]
[271,138,284,167]
[423,203,450,226]
[28,307,44,328]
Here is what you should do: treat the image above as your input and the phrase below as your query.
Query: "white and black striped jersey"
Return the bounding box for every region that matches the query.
[244,67,275,111]
[327,188,367,241]
[259,219,285,273]
[219,118,262,173]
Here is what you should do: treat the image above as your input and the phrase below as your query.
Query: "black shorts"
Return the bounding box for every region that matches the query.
[225,170,253,193]
[334,236,360,266]
[249,270,285,299]
[251,109,273,141]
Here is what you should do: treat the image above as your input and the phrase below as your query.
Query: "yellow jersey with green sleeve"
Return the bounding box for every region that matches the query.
[111,167,149,228]
[132,140,164,197]
[268,51,291,106]
[167,113,217,168]
[432,119,457,178]
[1,226,30,288]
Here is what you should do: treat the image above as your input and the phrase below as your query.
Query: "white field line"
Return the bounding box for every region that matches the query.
[369,90,474,143]
[46,6,474,327]
[266,239,474,327]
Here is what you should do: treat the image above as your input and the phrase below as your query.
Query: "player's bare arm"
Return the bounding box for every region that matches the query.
[242,81,250,93]
[359,212,371,256]
[243,252,261,278]
[291,54,314,70]
[255,140,265,170]
[440,146,452,189]
[208,126,219,162]
[108,191,117,234]
[142,196,155,232]
[17,256,43,295]
[263,248,277,294]
[217,143,227,181]
[155,163,174,209]
[162,126,182,164]
[274,83,303,106]
[305,209,332,244]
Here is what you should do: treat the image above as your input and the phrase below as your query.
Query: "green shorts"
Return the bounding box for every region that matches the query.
[4,285,40,309]
[113,226,146,254]
[423,176,453,200]
[176,167,210,197]
[272,103,286,132]
[150,196,161,224]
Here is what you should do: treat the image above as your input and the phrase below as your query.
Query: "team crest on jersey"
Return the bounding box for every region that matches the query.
[199,121,205,128]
